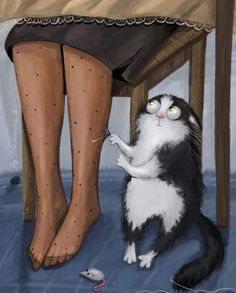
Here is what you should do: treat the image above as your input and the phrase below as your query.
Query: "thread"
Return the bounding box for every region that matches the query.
[135,279,236,293]
[170,278,236,293]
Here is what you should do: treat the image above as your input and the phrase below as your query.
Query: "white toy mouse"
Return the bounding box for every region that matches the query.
[80,267,106,292]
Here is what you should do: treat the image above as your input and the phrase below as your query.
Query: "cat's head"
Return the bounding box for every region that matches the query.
[137,94,201,146]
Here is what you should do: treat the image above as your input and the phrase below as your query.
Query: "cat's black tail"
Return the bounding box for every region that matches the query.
[173,213,224,290]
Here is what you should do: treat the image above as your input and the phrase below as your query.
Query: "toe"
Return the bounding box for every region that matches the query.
[58,255,66,264]
[43,257,51,267]
[139,260,145,268]
[28,250,42,270]
[49,256,58,266]
[66,254,73,261]
[33,259,42,270]
[43,256,58,267]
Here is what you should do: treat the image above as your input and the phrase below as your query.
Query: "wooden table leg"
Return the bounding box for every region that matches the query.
[215,0,235,227]
[130,81,148,144]
[189,36,207,157]
[22,115,37,220]
[189,36,207,125]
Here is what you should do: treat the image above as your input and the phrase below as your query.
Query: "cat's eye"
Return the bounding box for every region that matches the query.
[146,100,160,114]
[166,106,181,120]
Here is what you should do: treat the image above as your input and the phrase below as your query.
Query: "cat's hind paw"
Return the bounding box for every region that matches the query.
[138,250,157,269]
[124,253,137,264]
[124,244,137,264]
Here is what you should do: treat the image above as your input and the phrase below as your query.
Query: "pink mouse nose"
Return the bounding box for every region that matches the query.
[156,112,165,119]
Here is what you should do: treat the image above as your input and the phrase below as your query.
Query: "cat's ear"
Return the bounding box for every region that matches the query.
[189,114,202,130]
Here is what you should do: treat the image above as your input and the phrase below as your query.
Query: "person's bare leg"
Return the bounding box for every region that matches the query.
[44,46,112,266]
[13,41,68,269]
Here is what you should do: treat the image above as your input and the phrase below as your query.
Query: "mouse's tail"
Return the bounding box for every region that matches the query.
[173,213,224,290]
[92,278,106,292]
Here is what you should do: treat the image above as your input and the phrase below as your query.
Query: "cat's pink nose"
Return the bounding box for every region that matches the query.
[156,112,165,119]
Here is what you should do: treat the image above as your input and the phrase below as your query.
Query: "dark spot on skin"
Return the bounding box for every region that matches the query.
[65,248,67,250]
[89,69,92,71]
[83,90,86,93]
[74,121,77,124]
[78,151,80,154]
[45,142,48,145]
[38,196,41,199]
[94,183,97,186]
[89,128,92,131]
[77,235,80,237]
[90,209,93,212]
[16,51,19,54]
[38,237,40,240]
[80,56,83,59]
[75,204,78,207]
[50,227,53,230]
[41,213,44,215]
[29,133,32,136]
[96,110,98,113]
[101,75,103,79]
[58,72,61,75]
[79,184,82,187]
[54,243,57,246]
[71,66,74,68]
[36,74,39,77]
[46,183,49,186]
[34,109,37,111]
[74,220,77,223]
[53,104,56,106]
[39,47,42,49]
[92,161,95,164]
[26,94,28,97]
[73,174,75,177]
[67,236,69,239]
[32,248,34,250]
[53,162,56,166]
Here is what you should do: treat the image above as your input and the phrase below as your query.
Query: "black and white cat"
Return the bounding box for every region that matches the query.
[109,94,224,290]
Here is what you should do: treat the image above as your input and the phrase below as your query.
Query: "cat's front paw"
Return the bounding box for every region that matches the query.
[108,133,120,146]
[116,154,128,169]
[138,251,157,269]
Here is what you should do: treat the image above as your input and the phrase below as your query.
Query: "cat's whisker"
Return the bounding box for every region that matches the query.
[190,132,202,140]
[130,125,138,132]
[189,128,202,137]
[130,115,141,120]
[187,135,201,146]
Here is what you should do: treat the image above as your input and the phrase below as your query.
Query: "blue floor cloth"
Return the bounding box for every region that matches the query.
[0,170,235,293]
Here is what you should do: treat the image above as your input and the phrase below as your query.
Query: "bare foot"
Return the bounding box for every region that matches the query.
[28,189,68,270]
[43,192,99,267]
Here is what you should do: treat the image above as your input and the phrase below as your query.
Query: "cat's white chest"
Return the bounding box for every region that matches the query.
[125,178,184,232]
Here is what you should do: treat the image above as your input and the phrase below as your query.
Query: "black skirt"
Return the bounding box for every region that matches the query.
[5,17,178,83]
